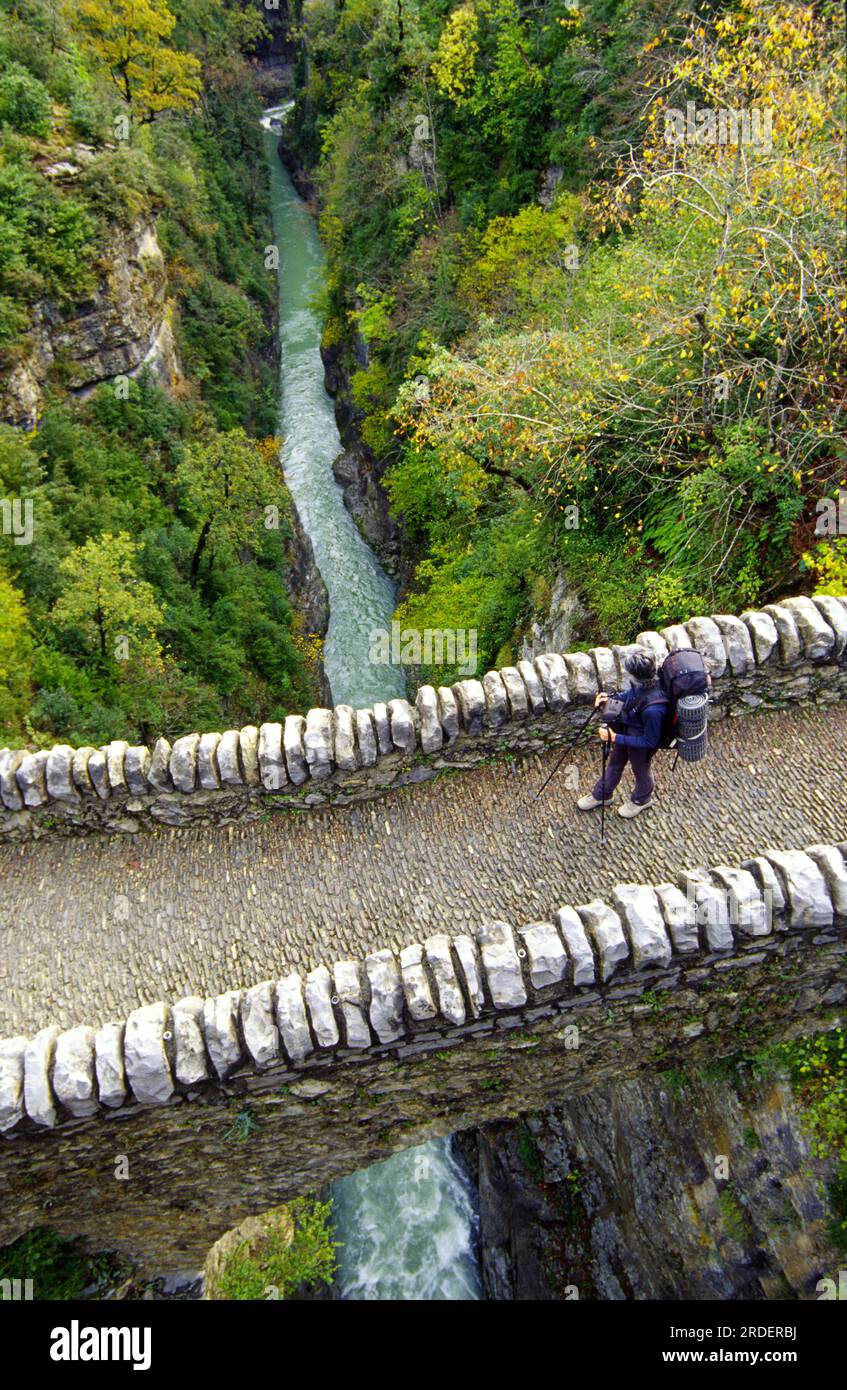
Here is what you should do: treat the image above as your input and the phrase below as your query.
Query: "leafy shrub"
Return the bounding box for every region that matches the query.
[216,1198,337,1300]
[0,1228,89,1300]
[0,62,51,137]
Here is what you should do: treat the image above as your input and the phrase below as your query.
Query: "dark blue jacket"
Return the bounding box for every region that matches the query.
[610,682,667,751]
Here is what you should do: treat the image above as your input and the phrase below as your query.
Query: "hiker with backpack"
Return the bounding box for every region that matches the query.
[530,638,710,832]
[577,649,666,818]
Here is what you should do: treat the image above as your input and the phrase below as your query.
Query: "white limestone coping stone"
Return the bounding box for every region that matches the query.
[452,935,485,1017]
[17,750,49,807]
[709,866,772,937]
[780,596,835,661]
[0,1036,27,1131]
[685,616,728,678]
[197,732,222,791]
[0,749,25,808]
[436,685,461,739]
[46,745,77,802]
[239,725,260,785]
[482,671,510,729]
[762,604,802,664]
[415,686,444,752]
[241,981,280,1069]
[804,843,847,917]
[305,965,340,1049]
[303,708,334,780]
[425,934,466,1025]
[258,723,287,789]
[740,609,778,664]
[203,991,243,1078]
[125,1002,175,1105]
[170,734,200,793]
[476,920,527,1008]
[534,654,569,713]
[217,730,244,787]
[654,883,699,954]
[763,849,834,928]
[518,921,569,990]
[576,900,630,981]
[679,871,734,952]
[365,950,406,1043]
[740,855,787,917]
[499,666,530,720]
[388,698,417,754]
[147,737,172,791]
[172,996,210,1086]
[812,596,847,657]
[283,715,308,785]
[516,660,546,715]
[332,705,358,772]
[332,960,372,1049]
[554,906,596,985]
[94,1022,127,1108]
[711,613,754,675]
[452,679,486,733]
[125,745,152,796]
[612,885,672,968]
[355,709,379,766]
[53,1026,98,1117]
[104,740,130,792]
[24,1026,60,1128]
[399,944,438,1022]
[275,974,314,1062]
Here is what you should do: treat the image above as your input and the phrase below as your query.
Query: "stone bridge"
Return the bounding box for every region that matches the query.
[0,593,845,1273]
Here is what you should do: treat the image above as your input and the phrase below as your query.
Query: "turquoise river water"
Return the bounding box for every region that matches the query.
[261,107,481,1301]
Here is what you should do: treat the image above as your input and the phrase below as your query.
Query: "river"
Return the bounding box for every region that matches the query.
[261,107,481,1301]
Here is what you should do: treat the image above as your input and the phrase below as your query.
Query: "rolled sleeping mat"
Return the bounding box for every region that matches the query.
[676,693,709,763]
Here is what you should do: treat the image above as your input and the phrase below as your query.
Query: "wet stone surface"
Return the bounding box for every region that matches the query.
[1,703,846,1035]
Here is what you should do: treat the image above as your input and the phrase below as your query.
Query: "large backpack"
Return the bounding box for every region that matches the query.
[653,649,710,749]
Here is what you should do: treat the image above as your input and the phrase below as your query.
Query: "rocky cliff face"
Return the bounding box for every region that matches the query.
[286,499,332,705]
[0,218,180,429]
[519,572,584,661]
[459,1070,840,1300]
[321,338,411,588]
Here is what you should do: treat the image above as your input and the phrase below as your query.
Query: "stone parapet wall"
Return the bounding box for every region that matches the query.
[1,593,846,842]
[1,840,844,1137]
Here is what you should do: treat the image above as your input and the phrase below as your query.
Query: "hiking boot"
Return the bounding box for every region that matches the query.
[576,793,613,811]
[618,797,654,818]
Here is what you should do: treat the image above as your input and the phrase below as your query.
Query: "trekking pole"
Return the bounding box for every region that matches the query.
[531,704,599,801]
[599,740,608,845]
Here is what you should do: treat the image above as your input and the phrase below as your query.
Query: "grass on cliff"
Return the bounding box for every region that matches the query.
[215,1197,337,1301]
[0,1227,124,1300]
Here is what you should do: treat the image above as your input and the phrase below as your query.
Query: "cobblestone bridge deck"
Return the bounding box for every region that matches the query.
[2,703,845,1035]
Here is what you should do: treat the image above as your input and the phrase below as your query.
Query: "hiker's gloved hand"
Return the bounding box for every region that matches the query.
[594,692,608,708]
[599,726,615,744]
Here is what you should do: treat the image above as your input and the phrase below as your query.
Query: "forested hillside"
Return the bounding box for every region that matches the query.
[285,0,846,685]
[0,0,320,746]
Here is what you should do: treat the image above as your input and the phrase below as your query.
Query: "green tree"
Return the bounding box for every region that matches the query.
[76,0,201,121]
[0,568,33,735]
[0,62,52,136]
[175,430,283,581]
[50,531,164,667]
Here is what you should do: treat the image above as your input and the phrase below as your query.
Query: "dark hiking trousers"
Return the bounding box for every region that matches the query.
[592,742,656,805]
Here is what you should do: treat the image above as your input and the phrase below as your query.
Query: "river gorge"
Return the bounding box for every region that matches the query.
[261,105,481,1300]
